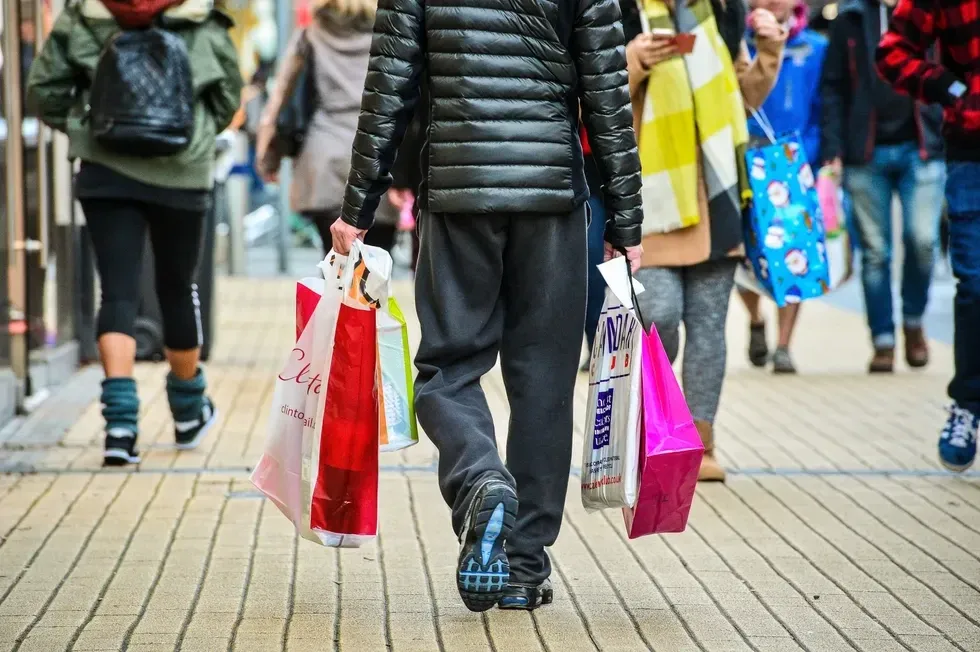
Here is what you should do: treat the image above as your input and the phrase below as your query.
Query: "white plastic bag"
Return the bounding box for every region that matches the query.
[377,299,419,452]
[251,241,392,547]
[581,258,644,511]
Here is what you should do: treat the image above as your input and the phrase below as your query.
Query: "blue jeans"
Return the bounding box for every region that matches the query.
[585,195,606,350]
[845,143,946,348]
[945,162,980,414]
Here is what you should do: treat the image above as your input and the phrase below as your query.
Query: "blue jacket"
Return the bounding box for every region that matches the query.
[747,28,828,167]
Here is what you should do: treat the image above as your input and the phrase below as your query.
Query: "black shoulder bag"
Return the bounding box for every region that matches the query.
[275,29,318,158]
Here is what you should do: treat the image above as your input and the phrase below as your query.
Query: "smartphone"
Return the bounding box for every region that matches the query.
[649,28,697,55]
[673,33,696,55]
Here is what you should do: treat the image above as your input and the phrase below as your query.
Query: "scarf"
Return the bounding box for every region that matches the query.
[83,0,213,26]
[99,0,185,27]
[637,0,750,235]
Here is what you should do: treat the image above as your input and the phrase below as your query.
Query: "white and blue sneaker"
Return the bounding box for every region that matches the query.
[456,479,518,612]
[939,403,979,473]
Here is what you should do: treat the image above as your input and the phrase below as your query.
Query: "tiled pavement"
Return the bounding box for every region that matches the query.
[2,276,979,652]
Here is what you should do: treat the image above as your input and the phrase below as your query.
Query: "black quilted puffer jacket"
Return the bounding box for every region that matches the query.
[340,0,643,247]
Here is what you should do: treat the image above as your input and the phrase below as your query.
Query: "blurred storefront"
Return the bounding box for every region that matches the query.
[2,0,89,424]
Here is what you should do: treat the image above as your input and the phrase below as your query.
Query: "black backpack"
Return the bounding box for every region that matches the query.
[275,29,317,158]
[88,26,195,157]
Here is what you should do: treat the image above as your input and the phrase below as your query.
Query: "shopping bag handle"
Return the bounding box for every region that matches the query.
[747,105,777,145]
[617,247,650,334]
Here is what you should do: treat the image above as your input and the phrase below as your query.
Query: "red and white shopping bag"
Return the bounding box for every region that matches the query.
[251,241,392,547]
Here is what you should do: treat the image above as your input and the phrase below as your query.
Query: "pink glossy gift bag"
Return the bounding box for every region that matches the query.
[623,323,704,538]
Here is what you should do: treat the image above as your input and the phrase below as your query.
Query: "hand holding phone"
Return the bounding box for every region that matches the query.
[634,32,679,69]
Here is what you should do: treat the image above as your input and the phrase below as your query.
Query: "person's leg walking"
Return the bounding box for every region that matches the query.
[898,149,945,368]
[303,210,336,257]
[634,267,684,363]
[845,156,898,371]
[146,204,216,449]
[772,303,801,374]
[498,206,587,604]
[414,211,517,610]
[939,162,980,471]
[584,196,606,354]
[80,199,147,465]
[681,259,738,481]
[364,224,398,253]
[738,289,769,367]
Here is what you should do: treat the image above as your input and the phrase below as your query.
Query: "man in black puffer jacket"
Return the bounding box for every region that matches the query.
[332,0,643,613]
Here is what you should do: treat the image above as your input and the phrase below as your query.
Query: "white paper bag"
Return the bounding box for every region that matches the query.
[581,258,644,511]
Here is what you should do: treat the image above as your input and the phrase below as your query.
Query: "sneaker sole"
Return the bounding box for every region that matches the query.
[939,454,975,474]
[175,408,219,451]
[457,484,518,612]
[104,448,141,466]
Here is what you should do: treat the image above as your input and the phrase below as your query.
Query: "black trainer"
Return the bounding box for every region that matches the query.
[174,397,218,450]
[498,579,554,611]
[104,428,140,466]
[748,322,769,367]
[456,479,518,612]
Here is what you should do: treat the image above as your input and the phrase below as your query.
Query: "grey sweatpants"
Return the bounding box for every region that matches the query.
[414,206,587,586]
[635,259,737,424]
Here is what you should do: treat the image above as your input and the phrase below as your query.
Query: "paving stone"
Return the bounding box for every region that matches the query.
[1,277,975,650]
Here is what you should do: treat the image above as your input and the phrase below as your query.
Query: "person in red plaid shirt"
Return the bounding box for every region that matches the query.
[877,0,980,472]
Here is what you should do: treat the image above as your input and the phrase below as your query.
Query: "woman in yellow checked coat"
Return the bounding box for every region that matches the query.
[625,0,785,482]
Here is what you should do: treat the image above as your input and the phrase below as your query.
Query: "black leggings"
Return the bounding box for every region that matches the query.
[81,199,205,351]
[303,211,398,256]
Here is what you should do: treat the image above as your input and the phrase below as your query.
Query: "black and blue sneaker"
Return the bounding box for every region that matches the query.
[456,479,518,612]
[939,403,979,473]
[175,397,218,450]
[498,579,554,611]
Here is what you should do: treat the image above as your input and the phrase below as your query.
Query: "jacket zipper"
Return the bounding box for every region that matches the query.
[850,38,877,163]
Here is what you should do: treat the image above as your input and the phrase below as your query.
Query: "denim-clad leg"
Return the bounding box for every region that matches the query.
[846,148,899,348]
[896,149,945,327]
[944,162,980,415]
[584,196,607,351]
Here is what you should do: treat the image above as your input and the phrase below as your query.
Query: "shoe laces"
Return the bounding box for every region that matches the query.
[943,404,979,448]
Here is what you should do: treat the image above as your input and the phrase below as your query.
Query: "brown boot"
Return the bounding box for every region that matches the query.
[903,326,929,369]
[695,420,726,482]
[869,347,895,374]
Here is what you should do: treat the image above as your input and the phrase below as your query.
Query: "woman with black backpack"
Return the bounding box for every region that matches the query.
[255,0,401,256]
[28,0,243,466]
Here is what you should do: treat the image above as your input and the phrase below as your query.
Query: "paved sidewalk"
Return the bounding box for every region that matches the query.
[2,277,979,652]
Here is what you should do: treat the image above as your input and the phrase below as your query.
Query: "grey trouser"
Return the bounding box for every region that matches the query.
[635,259,737,424]
[414,206,587,585]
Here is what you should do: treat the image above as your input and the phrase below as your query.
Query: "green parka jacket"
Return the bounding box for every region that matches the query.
[27,0,243,190]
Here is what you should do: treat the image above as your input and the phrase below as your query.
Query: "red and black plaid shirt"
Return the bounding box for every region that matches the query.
[876,0,980,157]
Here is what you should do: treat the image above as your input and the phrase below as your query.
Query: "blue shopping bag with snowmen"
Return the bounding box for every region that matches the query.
[738,111,830,307]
